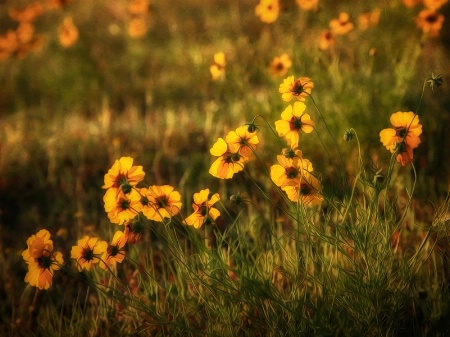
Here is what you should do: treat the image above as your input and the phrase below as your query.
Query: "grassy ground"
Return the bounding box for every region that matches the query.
[1,0,450,336]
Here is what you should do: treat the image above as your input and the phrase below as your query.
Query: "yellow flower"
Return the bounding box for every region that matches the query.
[329,12,354,35]
[140,185,182,222]
[22,229,53,261]
[415,9,445,37]
[358,8,381,31]
[275,102,315,147]
[209,138,245,179]
[128,17,149,38]
[423,0,448,10]
[270,151,313,188]
[71,236,108,271]
[103,157,145,195]
[255,0,279,24]
[210,52,226,80]
[318,30,335,51]
[184,189,220,228]
[296,0,319,11]
[225,125,259,158]
[379,111,422,166]
[282,172,323,206]
[58,16,79,48]
[269,53,292,77]
[100,230,127,271]
[104,189,143,225]
[278,76,314,102]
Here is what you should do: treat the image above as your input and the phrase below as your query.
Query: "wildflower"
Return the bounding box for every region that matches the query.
[379,111,422,166]
[329,12,354,35]
[140,185,182,222]
[210,52,226,80]
[128,0,150,15]
[318,30,336,51]
[22,229,64,290]
[103,157,145,194]
[105,189,143,225]
[58,16,79,48]
[281,146,301,159]
[16,22,35,45]
[296,0,319,11]
[8,2,44,22]
[71,236,108,271]
[269,53,292,77]
[343,129,355,142]
[225,125,259,158]
[209,138,245,179]
[415,9,445,37]
[128,17,149,38]
[184,189,220,228]
[100,230,127,270]
[282,173,323,206]
[426,73,443,92]
[124,217,146,244]
[279,76,314,102]
[423,0,448,10]
[255,0,279,24]
[270,153,313,188]
[275,102,315,147]
[0,30,19,61]
[358,8,381,31]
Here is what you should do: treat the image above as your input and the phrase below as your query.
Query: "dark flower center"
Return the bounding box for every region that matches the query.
[156,196,168,208]
[82,247,95,262]
[291,80,306,95]
[300,184,313,196]
[289,116,303,131]
[397,128,407,138]
[37,253,53,269]
[286,167,299,179]
[107,245,120,258]
[425,14,438,24]
[119,199,131,210]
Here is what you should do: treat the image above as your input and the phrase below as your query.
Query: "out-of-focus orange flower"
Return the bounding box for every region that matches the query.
[402,0,421,7]
[128,17,149,38]
[318,30,336,51]
[9,2,44,22]
[71,236,108,271]
[16,22,35,45]
[100,230,127,271]
[59,16,79,48]
[0,30,19,61]
[128,0,150,15]
[296,0,319,11]
[282,173,323,206]
[225,125,259,159]
[140,185,182,222]
[184,189,220,228]
[330,12,354,35]
[358,8,381,31]
[279,76,314,102]
[255,0,279,24]
[423,0,448,10]
[209,138,245,179]
[210,52,226,80]
[416,9,445,37]
[269,53,292,77]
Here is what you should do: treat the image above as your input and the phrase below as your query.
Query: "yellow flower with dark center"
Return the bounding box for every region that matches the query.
[270,153,313,188]
[275,102,315,147]
[225,125,259,159]
[210,52,226,80]
[282,172,323,206]
[329,12,354,35]
[209,138,245,179]
[255,0,279,24]
[319,30,335,51]
[184,189,220,228]
[104,189,142,224]
[279,76,314,102]
[140,185,182,222]
[415,9,445,37]
[71,236,108,271]
[103,157,145,195]
[269,54,292,77]
[100,230,127,270]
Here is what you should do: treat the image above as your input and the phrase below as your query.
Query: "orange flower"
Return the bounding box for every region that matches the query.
[0,30,19,61]
[22,229,64,290]
[9,2,44,22]
[209,138,245,179]
[124,217,146,244]
[278,76,314,102]
[296,0,319,11]
[275,102,315,147]
[318,30,335,51]
[402,0,421,7]
[255,0,279,24]
[184,189,220,228]
[103,157,145,194]
[269,53,292,77]
[140,185,182,222]
[128,0,150,15]
[100,230,127,270]
[71,236,108,271]
[358,8,381,31]
[423,0,448,10]
[329,12,354,35]
[128,17,149,38]
[415,9,445,37]
[105,189,143,225]
[59,16,79,48]
[210,52,226,80]
[282,172,323,206]
[225,125,259,158]
[379,111,422,166]
[16,22,35,45]
[270,150,313,188]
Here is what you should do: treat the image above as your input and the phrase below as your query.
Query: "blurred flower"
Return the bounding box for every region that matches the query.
[9,2,44,22]
[415,9,445,37]
[184,189,220,228]
[282,173,323,206]
[225,125,259,158]
[275,102,315,147]
[59,16,79,48]
[210,52,226,80]
[402,0,421,7]
[46,0,73,10]
[296,0,319,11]
[269,53,292,77]
[128,0,150,15]
[270,153,313,188]
[128,17,149,38]
[329,12,354,35]
[16,22,35,44]
[105,190,143,224]
[279,76,314,102]
[0,30,19,61]
[318,30,335,51]
[423,0,448,10]
[379,111,422,166]
[100,230,127,271]
[140,185,182,222]
[209,138,245,179]
[255,0,279,24]
[426,73,443,92]
[103,157,145,195]
[358,8,381,31]
[71,236,108,271]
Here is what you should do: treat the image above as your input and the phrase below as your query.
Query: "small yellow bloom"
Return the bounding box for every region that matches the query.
[210,52,226,80]
[415,9,445,37]
[225,125,259,158]
[318,30,335,51]
[269,53,292,77]
[184,189,220,228]
[275,102,315,147]
[58,16,79,48]
[140,185,182,222]
[270,152,313,188]
[105,189,142,225]
[22,229,53,261]
[71,236,108,271]
[209,138,245,179]
[279,76,314,102]
[282,172,323,206]
[100,230,127,271]
[255,0,279,24]
[358,8,381,31]
[103,157,145,197]
[329,12,354,35]
[296,0,319,11]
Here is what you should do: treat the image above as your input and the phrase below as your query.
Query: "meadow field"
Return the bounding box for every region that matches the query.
[1,0,450,336]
